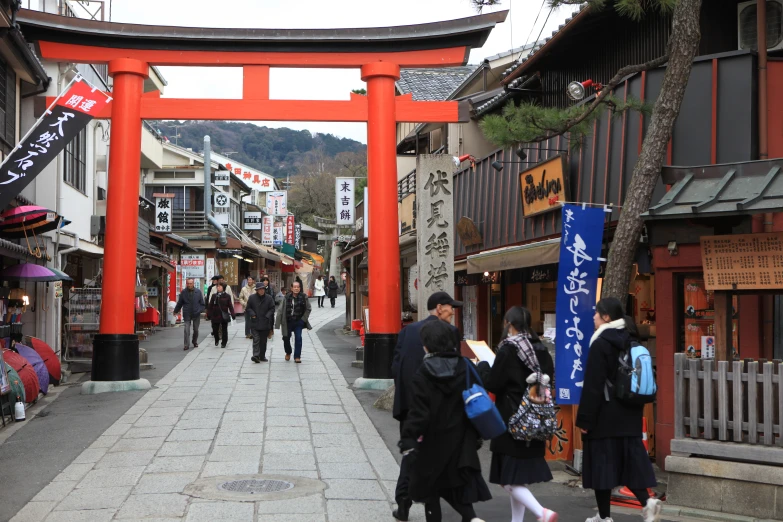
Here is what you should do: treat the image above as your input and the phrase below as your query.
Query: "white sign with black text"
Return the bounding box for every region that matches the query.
[262,216,274,245]
[335,178,355,225]
[244,211,262,230]
[154,195,174,233]
[266,191,288,217]
[215,170,230,186]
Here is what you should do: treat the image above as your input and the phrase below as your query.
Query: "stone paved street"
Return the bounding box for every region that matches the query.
[9,298,419,522]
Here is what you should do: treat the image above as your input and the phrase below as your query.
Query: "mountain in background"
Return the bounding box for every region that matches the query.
[151,120,366,179]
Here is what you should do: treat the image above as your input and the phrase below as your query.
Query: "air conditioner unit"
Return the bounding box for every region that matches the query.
[90,215,106,236]
[738,0,783,51]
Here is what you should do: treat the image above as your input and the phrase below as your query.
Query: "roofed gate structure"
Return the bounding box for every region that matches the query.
[17,9,506,386]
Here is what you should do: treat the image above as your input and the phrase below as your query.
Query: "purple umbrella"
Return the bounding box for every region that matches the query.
[14,343,49,395]
[0,263,61,282]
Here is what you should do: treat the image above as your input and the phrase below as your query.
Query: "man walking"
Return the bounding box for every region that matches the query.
[173,278,206,351]
[390,291,463,521]
[206,275,219,299]
[239,275,256,339]
[247,282,275,363]
[275,280,312,363]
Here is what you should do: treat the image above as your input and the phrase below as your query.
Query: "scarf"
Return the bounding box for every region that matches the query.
[286,292,306,320]
[589,318,627,346]
[502,333,544,385]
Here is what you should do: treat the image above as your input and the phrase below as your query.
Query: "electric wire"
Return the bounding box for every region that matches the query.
[519,0,548,60]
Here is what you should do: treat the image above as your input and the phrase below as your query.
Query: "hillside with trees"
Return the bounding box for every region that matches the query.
[150,120,366,179]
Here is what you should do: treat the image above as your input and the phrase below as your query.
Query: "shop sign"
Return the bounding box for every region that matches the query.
[266,191,288,216]
[244,211,262,230]
[0,80,111,211]
[519,155,568,218]
[701,232,783,290]
[456,217,483,247]
[217,258,238,286]
[286,215,295,245]
[206,258,216,283]
[416,155,454,314]
[54,281,63,299]
[525,264,558,283]
[273,224,283,246]
[226,162,276,192]
[336,177,355,225]
[214,212,229,229]
[180,254,205,278]
[215,170,230,186]
[214,190,230,208]
[261,216,274,245]
[554,204,605,405]
[294,224,302,250]
[154,193,174,233]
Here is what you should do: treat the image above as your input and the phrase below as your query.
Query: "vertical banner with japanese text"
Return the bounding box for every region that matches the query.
[273,223,284,246]
[0,80,111,210]
[294,224,302,250]
[286,215,295,245]
[416,155,454,315]
[266,191,287,216]
[555,204,605,405]
[154,193,174,233]
[335,178,355,225]
[262,216,274,245]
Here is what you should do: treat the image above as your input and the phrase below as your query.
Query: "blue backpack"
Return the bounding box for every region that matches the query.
[462,358,506,440]
[606,341,657,406]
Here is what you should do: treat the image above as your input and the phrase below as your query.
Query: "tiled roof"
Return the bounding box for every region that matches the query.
[396,66,479,101]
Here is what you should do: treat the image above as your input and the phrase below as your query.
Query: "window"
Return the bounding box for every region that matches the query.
[64,127,87,194]
[144,185,189,210]
[0,57,17,152]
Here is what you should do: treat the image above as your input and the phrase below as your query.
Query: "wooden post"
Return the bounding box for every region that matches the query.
[689,358,700,437]
[717,360,729,440]
[763,362,774,445]
[748,361,759,444]
[674,353,686,439]
[733,360,745,442]
[714,291,732,362]
[703,359,714,440]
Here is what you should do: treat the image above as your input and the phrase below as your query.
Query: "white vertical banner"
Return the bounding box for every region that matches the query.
[273,224,284,246]
[364,185,369,239]
[266,191,288,216]
[262,216,274,245]
[153,193,174,233]
[336,177,355,225]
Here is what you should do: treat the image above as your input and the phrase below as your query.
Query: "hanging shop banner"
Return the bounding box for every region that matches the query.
[416,155,454,314]
[214,190,230,208]
[0,80,111,211]
[554,204,605,405]
[520,155,569,218]
[215,170,230,186]
[154,193,174,233]
[286,215,295,245]
[294,224,302,250]
[180,254,205,279]
[244,211,262,230]
[266,191,288,216]
[336,177,355,225]
[262,216,274,245]
[273,224,284,246]
[214,212,229,229]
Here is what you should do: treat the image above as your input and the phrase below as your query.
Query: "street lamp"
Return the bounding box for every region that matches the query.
[567,79,602,101]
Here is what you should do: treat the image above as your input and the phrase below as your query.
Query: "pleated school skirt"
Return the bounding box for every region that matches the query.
[489,453,553,486]
[582,436,657,490]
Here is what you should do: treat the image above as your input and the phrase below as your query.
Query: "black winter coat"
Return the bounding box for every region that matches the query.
[577,327,645,439]
[327,280,339,298]
[173,288,205,321]
[208,292,235,323]
[400,352,489,503]
[391,315,460,421]
[477,340,554,459]
[246,292,275,331]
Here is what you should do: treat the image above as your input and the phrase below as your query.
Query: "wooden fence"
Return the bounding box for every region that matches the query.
[674,353,783,445]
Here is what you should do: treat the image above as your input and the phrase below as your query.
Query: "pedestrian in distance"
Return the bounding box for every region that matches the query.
[238,275,256,339]
[173,278,205,351]
[314,275,326,308]
[391,291,462,521]
[208,282,235,348]
[206,275,219,304]
[476,306,559,522]
[327,275,339,308]
[399,319,490,522]
[208,274,235,303]
[275,280,312,363]
[261,276,279,305]
[578,297,661,522]
[247,282,275,363]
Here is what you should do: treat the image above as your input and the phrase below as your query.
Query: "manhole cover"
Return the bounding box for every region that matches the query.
[217,479,294,494]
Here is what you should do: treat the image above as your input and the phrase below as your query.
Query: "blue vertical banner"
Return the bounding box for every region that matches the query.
[555,204,606,405]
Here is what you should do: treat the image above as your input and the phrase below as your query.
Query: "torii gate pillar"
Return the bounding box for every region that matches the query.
[362,63,400,379]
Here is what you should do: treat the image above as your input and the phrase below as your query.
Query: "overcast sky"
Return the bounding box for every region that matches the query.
[110,0,573,143]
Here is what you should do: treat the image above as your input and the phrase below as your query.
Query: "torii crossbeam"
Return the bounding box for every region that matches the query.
[19,8,506,383]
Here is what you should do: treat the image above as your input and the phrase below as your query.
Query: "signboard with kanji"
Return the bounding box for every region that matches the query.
[215,170,230,186]
[416,155,454,314]
[0,79,111,210]
[701,232,783,290]
[244,211,262,230]
[154,193,174,233]
[336,177,355,225]
[180,254,205,278]
[266,191,288,216]
[286,215,295,245]
[273,224,284,246]
[519,155,568,218]
[262,216,274,245]
[294,224,302,250]
[226,161,276,192]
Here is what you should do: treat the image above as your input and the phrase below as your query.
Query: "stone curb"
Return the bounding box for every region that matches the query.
[662,504,774,522]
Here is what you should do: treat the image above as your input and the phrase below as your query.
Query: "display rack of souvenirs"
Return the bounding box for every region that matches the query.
[64,287,101,361]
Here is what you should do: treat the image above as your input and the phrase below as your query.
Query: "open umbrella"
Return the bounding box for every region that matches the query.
[0,264,62,282]
[27,337,61,384]
[2,349,40,404]
[14,344,49,395]
[0,214,71,238]
[0,205,54,222]
[49,268,72,282]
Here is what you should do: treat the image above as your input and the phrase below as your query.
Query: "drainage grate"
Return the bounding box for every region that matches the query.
[217,479,294,494]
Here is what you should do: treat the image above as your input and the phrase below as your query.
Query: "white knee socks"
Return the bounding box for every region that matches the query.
[504,485,544,520]
[508,493,526,522]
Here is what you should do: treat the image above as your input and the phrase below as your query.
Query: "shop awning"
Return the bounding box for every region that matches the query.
[300,250,324,266]
[644,159,783,220]
[466,238,560,274]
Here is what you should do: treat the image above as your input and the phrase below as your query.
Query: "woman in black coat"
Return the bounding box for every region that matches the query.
[477,306,558,522]
[400,319,491,522]
[327,276,339,307]
[577,297,661,522]
[208,283,235,348]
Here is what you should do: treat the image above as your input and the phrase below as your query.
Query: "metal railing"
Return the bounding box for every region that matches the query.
[398,170,416,202]
[172,210,208,230]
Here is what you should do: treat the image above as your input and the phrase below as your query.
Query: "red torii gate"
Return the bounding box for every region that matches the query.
[20,9,505,383]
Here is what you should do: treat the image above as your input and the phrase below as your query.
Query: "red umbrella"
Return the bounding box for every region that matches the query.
[0,205,53,223]
[27,337,61,384]
[2,348,40,404]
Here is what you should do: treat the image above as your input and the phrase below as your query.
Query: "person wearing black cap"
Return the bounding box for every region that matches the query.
[246,282,275,363]
[391,290,463,521]
[206,275,220,302]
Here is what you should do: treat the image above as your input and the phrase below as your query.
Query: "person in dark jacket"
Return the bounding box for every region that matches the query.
[274,281,312,363]
[391,291,462,521]
[208,283,235,348]
[327,275,339,307]
[578,297,661,522]
[400,319,490,522]
[246,282,275,363]
[477,307,559,522]
[173,278,205,351]
[206,275,219,301]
